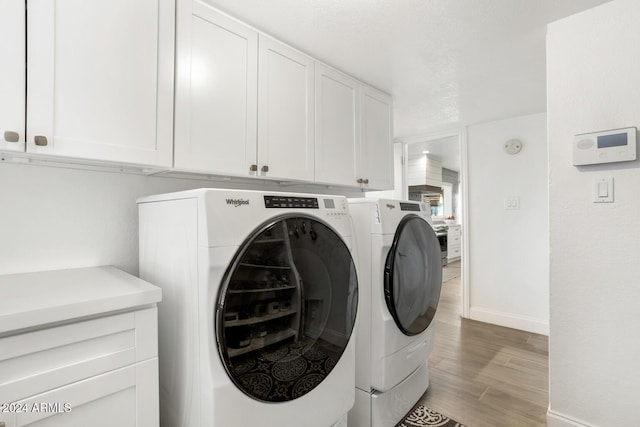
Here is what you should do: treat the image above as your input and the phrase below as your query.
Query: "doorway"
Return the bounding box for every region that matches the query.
[397,129,469,318]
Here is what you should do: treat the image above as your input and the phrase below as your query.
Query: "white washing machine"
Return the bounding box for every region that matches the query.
[138,189,358,427]
[347,198,442,427]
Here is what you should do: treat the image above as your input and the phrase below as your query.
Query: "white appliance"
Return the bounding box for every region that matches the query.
[138,189,358,427]
[347,198,442,427]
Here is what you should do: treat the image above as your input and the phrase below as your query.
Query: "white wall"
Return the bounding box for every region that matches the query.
[467,112,549,334]
[0,161,361,277]
[547,0,640,425]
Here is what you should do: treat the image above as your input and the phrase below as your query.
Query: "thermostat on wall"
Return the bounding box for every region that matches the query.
[573,127,637,166]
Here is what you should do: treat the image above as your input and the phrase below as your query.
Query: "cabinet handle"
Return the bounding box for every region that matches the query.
[34,135,48,146]
[261,165,269,173]
[249,164,258,172]
[357,178,363,184]
[363,179,369,184]
[3,130,19,142]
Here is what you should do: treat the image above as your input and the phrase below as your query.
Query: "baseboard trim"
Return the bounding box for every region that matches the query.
[547,408,593,427]
[469,307,549,335]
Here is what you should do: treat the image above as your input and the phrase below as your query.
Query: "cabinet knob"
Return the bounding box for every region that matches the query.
[34,135,48,146]
[363,179,369,184]
[357,178,363,184]
[261,165,269,173]
[249,164,258,172]
[3,130,19,142]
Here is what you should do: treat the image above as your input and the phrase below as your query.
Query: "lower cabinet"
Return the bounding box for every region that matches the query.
[447,225,462,262]
[0,308,159,427]
[7,361,157,427]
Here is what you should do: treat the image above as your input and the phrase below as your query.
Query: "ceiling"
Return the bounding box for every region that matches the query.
[203,0,611,139]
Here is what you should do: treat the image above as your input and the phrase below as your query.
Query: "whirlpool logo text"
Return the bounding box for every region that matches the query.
[225,198,250,207]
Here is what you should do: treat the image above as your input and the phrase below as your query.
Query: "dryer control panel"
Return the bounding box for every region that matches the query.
[263,195,349,219]
[264,196,319,209]
[324,197,349,218]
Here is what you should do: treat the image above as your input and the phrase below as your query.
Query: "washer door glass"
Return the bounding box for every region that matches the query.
[216,215,358,402]
[384,215,442,336]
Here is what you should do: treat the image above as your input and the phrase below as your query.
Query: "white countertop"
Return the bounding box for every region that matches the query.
[0,266,162,334]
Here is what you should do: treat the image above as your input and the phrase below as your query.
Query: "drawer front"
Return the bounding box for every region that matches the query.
[447,225,461,237]
[14,364,137,427]
[0,308,157,404]
[1,359,159,427]
[448,233,461,248]
[448,247,461,259]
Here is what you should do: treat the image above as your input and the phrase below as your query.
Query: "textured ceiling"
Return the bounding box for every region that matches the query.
[203,0,611,138]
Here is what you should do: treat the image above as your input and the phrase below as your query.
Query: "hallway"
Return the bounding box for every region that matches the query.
[417,262,549,427]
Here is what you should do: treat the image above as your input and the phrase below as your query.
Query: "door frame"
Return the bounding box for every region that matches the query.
[397,127,470,318]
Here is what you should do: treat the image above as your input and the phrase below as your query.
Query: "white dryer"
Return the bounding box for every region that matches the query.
[138,189,358,427]
[347,198,442,427]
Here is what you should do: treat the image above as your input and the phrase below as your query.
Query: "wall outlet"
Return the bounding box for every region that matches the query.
[505,196,520,210]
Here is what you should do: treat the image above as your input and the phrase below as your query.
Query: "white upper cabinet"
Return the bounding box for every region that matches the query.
[25,0,174,167]
[0,0,25,152]
[2,0,393,186]
[174,2,258,175]
[314,63,360,186]
[258,36,315,182]
[174,7,315,182]
[360,86,394,190]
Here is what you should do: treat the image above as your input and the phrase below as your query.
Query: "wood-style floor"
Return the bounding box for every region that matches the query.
[416,262,549,427]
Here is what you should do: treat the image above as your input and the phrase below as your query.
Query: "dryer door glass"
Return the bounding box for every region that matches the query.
[384,215,442,336]
[216,215,358,402]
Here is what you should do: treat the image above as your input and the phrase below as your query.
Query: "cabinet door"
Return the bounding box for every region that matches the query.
[10,360,158,427]
[258,36,314,181]
[360,86,394,190]
[0,0,25,152]
[174,2,258,175]
[315,63,360,186]
[26,0,174,167]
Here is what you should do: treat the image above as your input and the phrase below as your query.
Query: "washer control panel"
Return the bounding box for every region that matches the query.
[399,202,421,211]
[573,127,636,166]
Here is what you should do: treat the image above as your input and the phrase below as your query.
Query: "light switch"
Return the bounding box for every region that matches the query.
[594,177,614,203]
[597,182,608,197]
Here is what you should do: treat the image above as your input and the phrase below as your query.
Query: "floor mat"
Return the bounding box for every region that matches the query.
[397,405,467,427]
